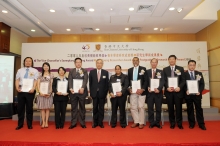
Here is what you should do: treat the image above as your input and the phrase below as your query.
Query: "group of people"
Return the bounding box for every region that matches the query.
[15,55,206,131]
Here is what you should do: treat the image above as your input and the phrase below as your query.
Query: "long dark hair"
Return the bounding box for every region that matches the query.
[42,62,51,76]
[23,57,34,67]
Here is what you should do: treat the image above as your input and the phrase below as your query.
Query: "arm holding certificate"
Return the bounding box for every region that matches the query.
[168,77,178,92]
[149,79,160,93]
[131,80,141,94]
[186,80,199,95]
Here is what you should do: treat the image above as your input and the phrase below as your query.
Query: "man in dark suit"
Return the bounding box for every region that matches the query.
[89,59,109,128]
[184,60,206,130]
[128,57,148,129]
[146,58,164,129]
[163,55,185,129]
[68,58,88,129]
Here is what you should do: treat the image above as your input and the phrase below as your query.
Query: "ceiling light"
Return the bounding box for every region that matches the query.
[125,28,129,30]
[129,7,134,11]
[95,28,100,31]
[169,7,175,11]
[177,8,183,13]
[160,28,163,31]
[31,29,35,32]
[154,28,158,30]
[66,29,71,31]
[49,9,55,12]
[2,10,8,13]
[89,8,95,12]
[110,8,113,11]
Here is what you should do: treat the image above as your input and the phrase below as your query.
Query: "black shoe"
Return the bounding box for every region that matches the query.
[178,125,183,129]
[189,125,194,129]
[56,126,59,129]
[111,125,116,128]
[199,125,206,130]
[99,124,104,128]
[149,125,154,129]
[81,125,86,128]
[28,126,33,129]
[92,124,98,128]
[121,126,126,128]
[15,126,23,130]
[60,126,63,129]
[156,125,162,129]
[170,125,175,129]
[69,124,76,129]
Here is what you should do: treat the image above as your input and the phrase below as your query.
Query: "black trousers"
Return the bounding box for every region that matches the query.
[166,93,183,126]
[147,93,162,126]
[54,100,68,127]
[92,91,105,125]
[185,96,205,127]
[110,95,127,126]
[70,94,86,126]
[17,92,35,127]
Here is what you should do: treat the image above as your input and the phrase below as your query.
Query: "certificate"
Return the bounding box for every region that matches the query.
[40,82,49,94]
[21,79,34,92]
[150,79,160,91]
[168,77,178,88]
[73,79,83,93]
[57,81,68,94]
[187,80,199,94]
[131,80,141,93]
[112,82,122,95]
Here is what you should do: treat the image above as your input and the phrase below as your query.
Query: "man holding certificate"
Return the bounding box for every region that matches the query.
[184,60,206,130]
[68,58,88,129]
[15,57,38,130]
[163,55,185,129]
[146,58,164,129]
[89,59,109,128]
[128,57,147,129]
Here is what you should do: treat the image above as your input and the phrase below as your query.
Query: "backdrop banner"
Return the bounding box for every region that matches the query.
[22,42,209,107]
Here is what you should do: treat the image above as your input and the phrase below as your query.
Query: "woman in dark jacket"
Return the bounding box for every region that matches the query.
[52,67,69,129]
[109,65,129,128]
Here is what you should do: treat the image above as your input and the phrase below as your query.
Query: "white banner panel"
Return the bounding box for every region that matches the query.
[22,42,210,107]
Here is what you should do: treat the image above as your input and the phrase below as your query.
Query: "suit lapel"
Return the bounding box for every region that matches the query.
[131,67,134,80]
[148,69,152,79]
[167,67,171,77]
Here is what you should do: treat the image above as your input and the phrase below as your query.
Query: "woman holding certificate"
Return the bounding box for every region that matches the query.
[37,62,54,129]
[109,65,129,128]
[52,67,69,129]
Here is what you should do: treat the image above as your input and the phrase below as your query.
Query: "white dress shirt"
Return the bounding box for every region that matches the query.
[16,67,38,85]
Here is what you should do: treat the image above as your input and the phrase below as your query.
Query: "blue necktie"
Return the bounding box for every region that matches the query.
[190,72,194,80]
[24,68,29,78]
[133,67,138,81]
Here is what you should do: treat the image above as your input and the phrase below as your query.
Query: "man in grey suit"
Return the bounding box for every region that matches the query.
[68,58,88,129]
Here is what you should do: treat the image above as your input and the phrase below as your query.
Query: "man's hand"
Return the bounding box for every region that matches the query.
[70,89,74,94]
[116,92,122,97]
[154,88,160,93]
[57,92,62,95]
[29,88,35,93]
[136,89,144,95]
[79,88,84,94]
[167,87,174,92]
[196,92,200,96]
[186,90,189,95]
[110,93,115,98]
[174,87,180,92]
[148,87,151,92]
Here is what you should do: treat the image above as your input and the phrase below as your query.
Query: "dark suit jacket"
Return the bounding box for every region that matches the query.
[184,70,204,99]
[109,73,129,96]
[127,66,148,95]
[163,65,185,98]
[146,69,164,97]
[89,69,109,98]
[52,77,69,101]
[68,68,88,97]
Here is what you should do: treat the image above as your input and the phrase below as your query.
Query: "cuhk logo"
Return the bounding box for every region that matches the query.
[82,44,90,51]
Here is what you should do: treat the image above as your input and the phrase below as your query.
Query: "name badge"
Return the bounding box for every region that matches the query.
[117,79,121,82]
[103,76,106,78]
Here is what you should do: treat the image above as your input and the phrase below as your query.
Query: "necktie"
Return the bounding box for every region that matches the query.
[171,67,174,77]
[76,69,80,78]
[97,70,100,82]
[24,68,29,78]
[133,67,138,81]
[152,69,156,79]
[190,72,195,80]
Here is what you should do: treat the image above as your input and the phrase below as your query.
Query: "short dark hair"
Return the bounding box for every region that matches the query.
[168,55,177,60]
[115,65,121,69]
[42,62,51,76]
[75,58,82,63]
[133,57,139,61]
[23,57,34,67]
[58,67,66,74]
[150,58,158,63]
[188,60,196,65]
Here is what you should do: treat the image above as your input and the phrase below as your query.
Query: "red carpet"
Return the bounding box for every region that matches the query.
[0,120,220,146]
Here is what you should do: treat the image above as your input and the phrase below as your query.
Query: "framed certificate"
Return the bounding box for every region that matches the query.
[150,79,160,91]
[21,79,34,92]
[187,80,199,94]
[40,82,49,94]
[112,82,122,95]
[73,79,83,93]
[57,81,68,94]
[131,80,141,93]
[168,77,178,88]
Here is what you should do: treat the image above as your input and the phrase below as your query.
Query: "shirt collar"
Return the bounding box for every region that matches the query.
[56,76,67,81]
[188,70,195,74]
